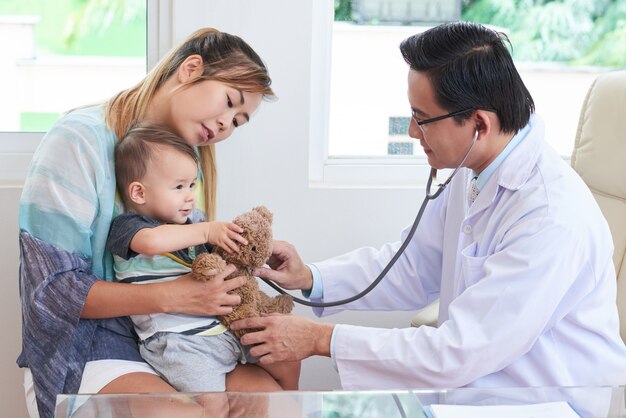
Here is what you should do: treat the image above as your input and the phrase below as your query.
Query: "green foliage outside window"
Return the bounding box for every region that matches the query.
[0,0,145,56]
[335,0,626,67]
[463,0,626,67]
[335,0,353,21]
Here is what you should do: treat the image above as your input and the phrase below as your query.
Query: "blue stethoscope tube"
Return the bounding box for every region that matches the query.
[262,130,479,308]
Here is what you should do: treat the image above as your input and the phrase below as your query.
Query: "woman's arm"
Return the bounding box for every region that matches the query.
[81,267,247,318]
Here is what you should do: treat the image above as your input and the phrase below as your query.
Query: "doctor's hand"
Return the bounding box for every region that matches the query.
[252,240,313,291]
[230,315,335,364]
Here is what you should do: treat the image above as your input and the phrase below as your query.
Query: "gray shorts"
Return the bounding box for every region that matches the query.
[139,331,257,392]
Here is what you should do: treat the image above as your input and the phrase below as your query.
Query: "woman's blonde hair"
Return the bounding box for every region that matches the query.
[105,28,274,220]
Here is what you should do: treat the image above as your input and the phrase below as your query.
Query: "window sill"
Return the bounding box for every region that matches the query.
[309,156,433,189]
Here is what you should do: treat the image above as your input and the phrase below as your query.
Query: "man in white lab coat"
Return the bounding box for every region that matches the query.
[231,21,626,389]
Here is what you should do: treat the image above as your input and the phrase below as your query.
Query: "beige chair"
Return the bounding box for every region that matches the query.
[412,71,626,343]
[571,69,626,343]
[410,299,439,328]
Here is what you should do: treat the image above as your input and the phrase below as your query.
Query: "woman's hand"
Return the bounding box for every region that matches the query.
[230,314,335,364]
[82,264,246,318]
[161,264,246,316]
[252,240,313,291]
[205,221,248,253]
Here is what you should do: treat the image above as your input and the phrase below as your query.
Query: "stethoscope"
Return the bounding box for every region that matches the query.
[262,129,479,308]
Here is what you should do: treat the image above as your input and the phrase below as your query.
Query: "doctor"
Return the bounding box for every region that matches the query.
[231,21,626,388]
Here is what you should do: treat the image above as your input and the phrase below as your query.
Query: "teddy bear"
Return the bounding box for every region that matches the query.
[191,206,293,338]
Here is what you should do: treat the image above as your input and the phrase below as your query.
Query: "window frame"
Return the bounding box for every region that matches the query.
[0,0,168,183]
[308,1,434,189]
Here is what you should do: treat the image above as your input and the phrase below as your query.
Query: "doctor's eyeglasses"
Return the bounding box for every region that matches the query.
[411,107,474,129]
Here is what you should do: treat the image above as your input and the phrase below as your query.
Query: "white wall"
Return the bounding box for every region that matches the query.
[172,0,421,389]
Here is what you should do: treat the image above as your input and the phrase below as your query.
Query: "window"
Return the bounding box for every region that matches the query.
[0,0,146,132]
[319,0,626,187]
[0,0,152,181]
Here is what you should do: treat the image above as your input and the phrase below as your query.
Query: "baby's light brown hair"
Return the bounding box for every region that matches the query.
[115,123,199,208]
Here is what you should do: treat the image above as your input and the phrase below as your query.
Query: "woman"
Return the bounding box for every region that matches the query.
[19,27,278,418]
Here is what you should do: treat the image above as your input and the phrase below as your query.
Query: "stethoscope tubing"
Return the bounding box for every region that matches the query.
[262,191,432,307]
[262,130,479,308]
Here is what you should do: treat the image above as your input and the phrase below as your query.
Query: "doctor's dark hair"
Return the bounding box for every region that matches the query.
[400,21,534,134]
[106,28,274,221]
[115,124,199,208]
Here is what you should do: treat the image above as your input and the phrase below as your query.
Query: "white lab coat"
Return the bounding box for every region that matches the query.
[314,117,626,390]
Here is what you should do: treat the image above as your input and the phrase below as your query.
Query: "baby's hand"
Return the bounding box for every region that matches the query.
[206,221,248,253]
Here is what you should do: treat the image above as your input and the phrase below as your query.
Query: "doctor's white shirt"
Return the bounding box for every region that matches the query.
[310,116,626,390]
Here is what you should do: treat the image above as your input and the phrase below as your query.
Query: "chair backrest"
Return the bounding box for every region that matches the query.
[570,70,626,344]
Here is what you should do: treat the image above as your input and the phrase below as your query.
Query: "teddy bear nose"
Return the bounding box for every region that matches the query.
[251,246,257,252]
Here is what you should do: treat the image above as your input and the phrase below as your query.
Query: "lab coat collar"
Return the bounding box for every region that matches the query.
[466,115,544,216]
[496,114,544,192]
[470,115,544,211]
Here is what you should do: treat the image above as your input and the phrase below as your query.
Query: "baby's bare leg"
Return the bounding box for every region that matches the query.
[97,372,208,418]
[259,361,301,390]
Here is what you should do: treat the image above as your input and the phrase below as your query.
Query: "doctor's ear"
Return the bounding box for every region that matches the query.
[473,111,492,136]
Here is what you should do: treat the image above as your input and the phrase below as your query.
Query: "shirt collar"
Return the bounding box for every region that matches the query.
[473,120,532,191]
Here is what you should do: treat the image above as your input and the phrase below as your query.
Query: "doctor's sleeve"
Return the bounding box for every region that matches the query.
[329,217,599,389]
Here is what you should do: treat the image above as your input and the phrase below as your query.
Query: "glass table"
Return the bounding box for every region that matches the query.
[55,386,626,418]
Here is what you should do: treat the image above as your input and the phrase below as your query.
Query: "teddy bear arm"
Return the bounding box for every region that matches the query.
[256,290,294,315]
[191,253,227,282]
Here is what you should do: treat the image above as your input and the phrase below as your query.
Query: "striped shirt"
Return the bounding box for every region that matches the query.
[107,212,226,339]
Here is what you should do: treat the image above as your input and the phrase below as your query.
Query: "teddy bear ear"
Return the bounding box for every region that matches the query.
[252,206,273,225]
